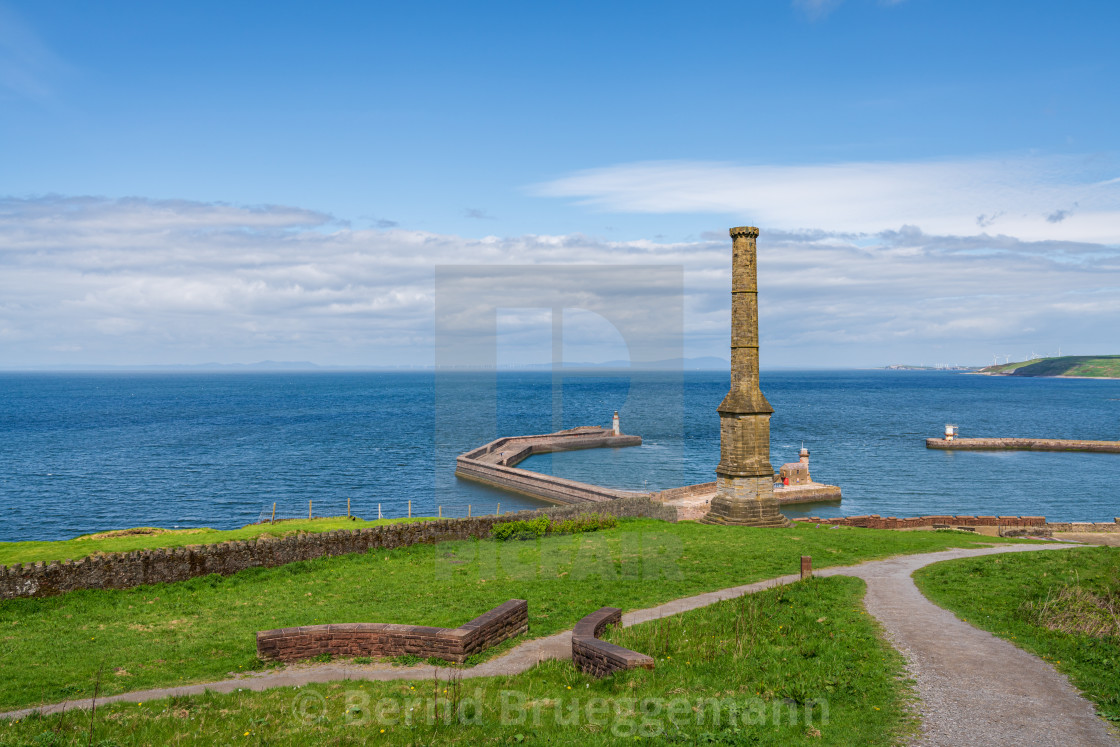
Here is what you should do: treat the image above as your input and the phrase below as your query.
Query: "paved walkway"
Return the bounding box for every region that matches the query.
[3,543,1116,745]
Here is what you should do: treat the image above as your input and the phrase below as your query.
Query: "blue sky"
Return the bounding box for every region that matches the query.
[1,0,1118,367]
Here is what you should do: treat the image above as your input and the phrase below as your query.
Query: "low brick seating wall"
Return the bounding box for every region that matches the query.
[572,607,654,678]
[0,496,675,600]
[796,515,1048,530]
[256,599,528,663]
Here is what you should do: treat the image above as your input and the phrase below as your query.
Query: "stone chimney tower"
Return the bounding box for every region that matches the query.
[701,227,790,527]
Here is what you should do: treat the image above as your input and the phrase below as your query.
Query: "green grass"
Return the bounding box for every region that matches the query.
[0,576,917,746]
[980,355,1120,378]
[0,519,1026,713]
[914,546,1120,723]
[980,357,1045,374]
[0,516,436,566]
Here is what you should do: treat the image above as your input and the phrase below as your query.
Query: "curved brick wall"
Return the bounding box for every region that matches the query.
[256,599,528,663]
[572,607,654,678]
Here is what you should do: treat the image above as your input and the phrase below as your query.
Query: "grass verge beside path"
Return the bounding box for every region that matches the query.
[914,546,1120,724]
[0,576,917,746]
[0,516,436,566]
[0,520,1026,712]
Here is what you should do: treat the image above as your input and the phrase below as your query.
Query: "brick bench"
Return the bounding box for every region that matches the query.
[571,607,654,678]
[256,599,528,664]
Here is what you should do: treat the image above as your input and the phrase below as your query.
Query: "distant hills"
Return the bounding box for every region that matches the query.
[1,357,733,373]
[978,355,1120,379]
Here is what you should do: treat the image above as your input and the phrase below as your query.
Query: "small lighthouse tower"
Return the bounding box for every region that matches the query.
[612,411,620,436]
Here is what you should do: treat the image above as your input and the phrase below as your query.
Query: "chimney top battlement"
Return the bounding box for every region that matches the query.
[730,226,760,238]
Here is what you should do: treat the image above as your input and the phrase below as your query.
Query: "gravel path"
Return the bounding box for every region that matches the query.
[817,545,1118,746]
[3,542,1116,745]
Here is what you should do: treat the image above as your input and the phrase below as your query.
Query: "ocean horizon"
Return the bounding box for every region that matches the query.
[1,369,1117,543]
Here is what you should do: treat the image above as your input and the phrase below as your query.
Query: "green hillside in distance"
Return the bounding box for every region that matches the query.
[979,355,1120,378]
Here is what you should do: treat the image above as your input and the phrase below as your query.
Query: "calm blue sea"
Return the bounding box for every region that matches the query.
[1,370,1118,542]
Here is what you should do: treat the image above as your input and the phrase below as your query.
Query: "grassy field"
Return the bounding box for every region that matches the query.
[0,516,436,566]
[980,355,1120,378]
[914,546,1120,724]
[0,519,1025,713]
[0,576,918,746]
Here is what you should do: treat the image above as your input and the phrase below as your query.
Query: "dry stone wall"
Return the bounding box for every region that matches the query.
[0,496,676,600]
[256,599,528,664]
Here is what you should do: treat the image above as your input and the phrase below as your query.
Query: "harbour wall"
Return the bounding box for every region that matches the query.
[773,484,842,504]
[1045,521,1120,533]
[796,514,1049,530]
[456,427,647,505]
[652,481,841,506]
[927,438,1120,454]
[796,514,1120,533]
[0,496,676,600]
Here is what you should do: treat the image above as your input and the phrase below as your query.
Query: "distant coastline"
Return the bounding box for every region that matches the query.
[976,355,1120,380]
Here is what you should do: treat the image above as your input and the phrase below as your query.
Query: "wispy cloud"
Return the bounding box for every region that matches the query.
[793,0,907,20]
[0,195,1116,367]
[534,156,1120,244]
[793,0,843,21]
[0,3,69,101]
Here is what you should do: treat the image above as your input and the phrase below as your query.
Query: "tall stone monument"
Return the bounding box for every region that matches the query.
[701,227,791,527]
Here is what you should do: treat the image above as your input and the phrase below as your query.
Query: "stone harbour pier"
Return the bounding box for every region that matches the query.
[455,422,647,504]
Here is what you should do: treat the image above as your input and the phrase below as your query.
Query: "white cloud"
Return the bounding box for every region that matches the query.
[0,195,1116,368]
[534,156,1120,244]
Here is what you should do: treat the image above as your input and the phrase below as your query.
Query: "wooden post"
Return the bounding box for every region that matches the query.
[378,503,382,520]
[347,496,351,518]
[438,505,442,518]
[497,503,500,515]
[468,504,471,518]
[271,502,276,524]
[309,500,313,520]
[800,555,812,580]
[408,500,412,518]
